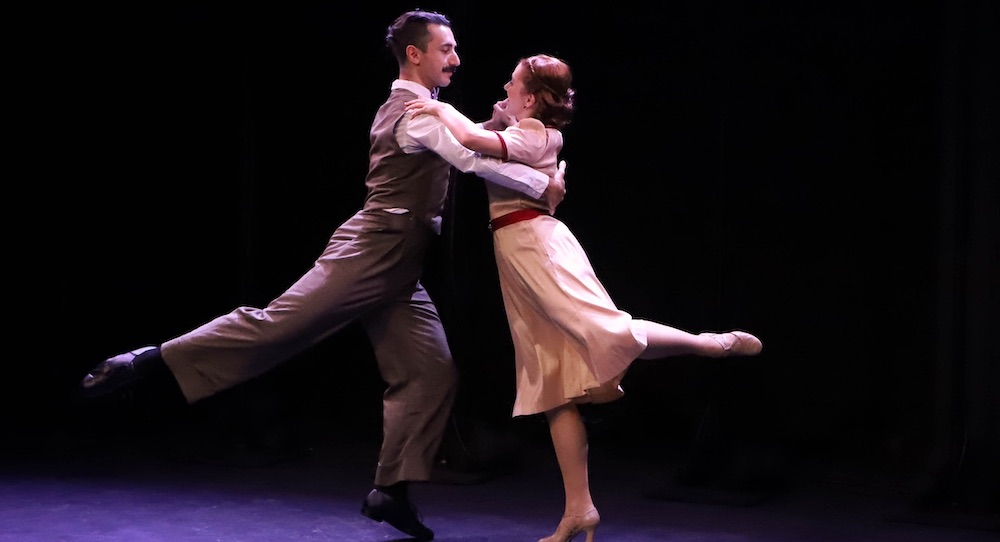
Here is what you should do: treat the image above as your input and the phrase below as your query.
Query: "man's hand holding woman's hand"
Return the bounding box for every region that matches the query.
[490,99,517,128]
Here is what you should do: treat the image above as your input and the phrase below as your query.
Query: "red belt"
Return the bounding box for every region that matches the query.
[489,209,548,232]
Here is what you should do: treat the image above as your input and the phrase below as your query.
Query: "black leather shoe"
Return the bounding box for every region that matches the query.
[79,346,158,399]
[360,488,434,540]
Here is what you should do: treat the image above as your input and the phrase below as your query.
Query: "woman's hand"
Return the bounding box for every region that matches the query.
[405,98,447,117]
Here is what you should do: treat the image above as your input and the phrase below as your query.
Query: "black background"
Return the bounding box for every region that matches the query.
[13,0,997,513]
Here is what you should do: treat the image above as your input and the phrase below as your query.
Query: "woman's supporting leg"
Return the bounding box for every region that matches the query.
[545,403,595,515]
[540,403,600,542]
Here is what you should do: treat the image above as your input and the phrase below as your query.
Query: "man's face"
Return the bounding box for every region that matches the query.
[415,24,460,90]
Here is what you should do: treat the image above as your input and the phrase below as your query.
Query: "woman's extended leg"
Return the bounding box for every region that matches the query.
[634,320,763,360]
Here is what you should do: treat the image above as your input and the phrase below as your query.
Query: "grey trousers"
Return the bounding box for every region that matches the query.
[161,209,458,485]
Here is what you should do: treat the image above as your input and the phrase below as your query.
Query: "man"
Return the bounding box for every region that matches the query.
[79,10,565,541]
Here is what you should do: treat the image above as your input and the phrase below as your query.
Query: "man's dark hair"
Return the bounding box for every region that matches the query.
[385,10,452,65]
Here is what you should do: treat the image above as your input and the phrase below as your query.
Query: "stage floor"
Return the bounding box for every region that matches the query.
[1,413,996,542]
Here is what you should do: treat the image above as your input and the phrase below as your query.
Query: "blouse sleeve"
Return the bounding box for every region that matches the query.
[495,118,552,168]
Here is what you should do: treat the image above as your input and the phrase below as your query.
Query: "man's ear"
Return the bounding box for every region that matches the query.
[405,44,421,64]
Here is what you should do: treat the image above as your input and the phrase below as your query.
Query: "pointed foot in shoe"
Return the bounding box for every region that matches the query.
[79,346,156,399]
[713,331,763,357]
[361,488,434,540]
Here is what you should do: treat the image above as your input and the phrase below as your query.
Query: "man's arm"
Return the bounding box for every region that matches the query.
[403,113,549,199]
[406,99,506,158]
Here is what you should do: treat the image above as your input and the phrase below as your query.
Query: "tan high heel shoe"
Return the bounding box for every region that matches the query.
[704,330,763,357]
[538,507,600,542]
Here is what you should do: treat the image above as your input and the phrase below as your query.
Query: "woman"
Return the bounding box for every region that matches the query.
[405,54,763,542]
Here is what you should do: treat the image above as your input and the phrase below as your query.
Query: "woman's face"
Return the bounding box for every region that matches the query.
[503,61,535,121]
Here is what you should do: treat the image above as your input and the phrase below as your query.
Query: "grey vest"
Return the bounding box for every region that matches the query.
[363,88,453,234]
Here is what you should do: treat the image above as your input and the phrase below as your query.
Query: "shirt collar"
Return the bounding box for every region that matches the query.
[391,79,434,99]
